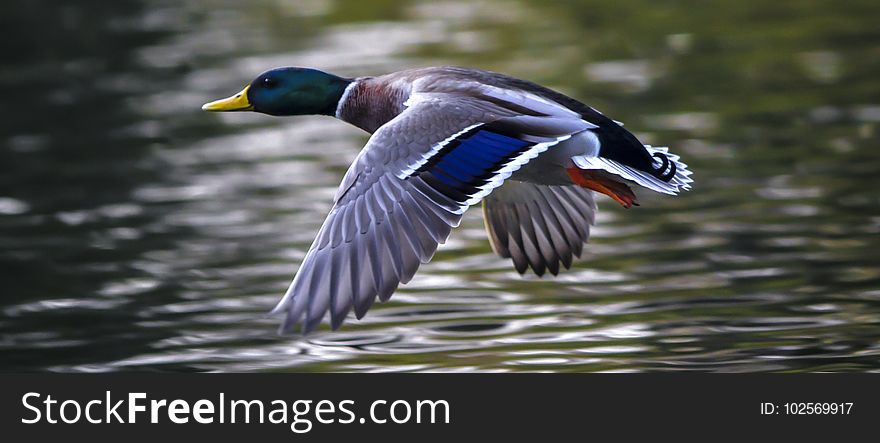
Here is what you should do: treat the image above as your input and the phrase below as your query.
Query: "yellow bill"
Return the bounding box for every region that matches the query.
[202,86,253,112]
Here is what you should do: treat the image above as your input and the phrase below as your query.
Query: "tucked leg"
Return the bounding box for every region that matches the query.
[566,166,638,208]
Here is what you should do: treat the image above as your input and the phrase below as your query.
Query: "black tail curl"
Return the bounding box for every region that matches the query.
[651,152,677,182]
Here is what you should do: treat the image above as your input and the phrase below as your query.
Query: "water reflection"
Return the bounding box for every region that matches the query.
[1,0,879,372]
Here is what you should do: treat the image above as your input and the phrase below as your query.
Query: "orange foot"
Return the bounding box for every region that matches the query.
[566,166,639,208]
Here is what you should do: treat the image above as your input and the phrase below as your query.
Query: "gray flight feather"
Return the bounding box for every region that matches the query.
[483,181,597,276]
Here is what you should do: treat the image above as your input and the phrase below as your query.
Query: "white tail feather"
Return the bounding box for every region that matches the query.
[571,145,693,195]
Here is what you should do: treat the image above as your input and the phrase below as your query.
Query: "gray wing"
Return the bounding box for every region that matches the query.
[272,94,593,333]
[482,181,597,276]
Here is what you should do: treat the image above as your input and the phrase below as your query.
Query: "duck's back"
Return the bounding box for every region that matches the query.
[387,67,663,179]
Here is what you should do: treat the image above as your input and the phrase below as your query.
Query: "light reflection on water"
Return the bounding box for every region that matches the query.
[1,0,879,372]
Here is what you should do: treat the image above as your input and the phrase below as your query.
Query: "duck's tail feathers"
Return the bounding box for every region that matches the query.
[570,145,693,195]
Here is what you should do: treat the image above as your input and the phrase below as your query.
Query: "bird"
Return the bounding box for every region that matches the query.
[202,66,692,334]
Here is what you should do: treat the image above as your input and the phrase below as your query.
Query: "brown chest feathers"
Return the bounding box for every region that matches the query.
[336,78,410,134]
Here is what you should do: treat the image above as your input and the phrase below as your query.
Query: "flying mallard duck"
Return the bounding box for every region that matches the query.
[203,66,692,333]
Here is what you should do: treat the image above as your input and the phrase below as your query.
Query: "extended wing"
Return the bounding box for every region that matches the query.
[483,181,596,276]
[271,94,592,333]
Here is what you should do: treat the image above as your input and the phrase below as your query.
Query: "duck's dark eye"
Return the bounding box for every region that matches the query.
[262,78,277,89]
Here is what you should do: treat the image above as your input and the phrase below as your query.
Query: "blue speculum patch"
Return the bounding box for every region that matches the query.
[415,128,532,196]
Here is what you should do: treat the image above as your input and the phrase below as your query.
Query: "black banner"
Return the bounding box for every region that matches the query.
[1,374,876,440]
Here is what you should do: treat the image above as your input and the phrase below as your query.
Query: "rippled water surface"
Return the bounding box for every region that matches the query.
[2,0,880,372]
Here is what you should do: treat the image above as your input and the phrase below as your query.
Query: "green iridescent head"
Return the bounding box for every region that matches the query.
[202,67,351,116]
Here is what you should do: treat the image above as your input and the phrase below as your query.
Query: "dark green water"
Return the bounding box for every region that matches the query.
[2,0,879,372]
